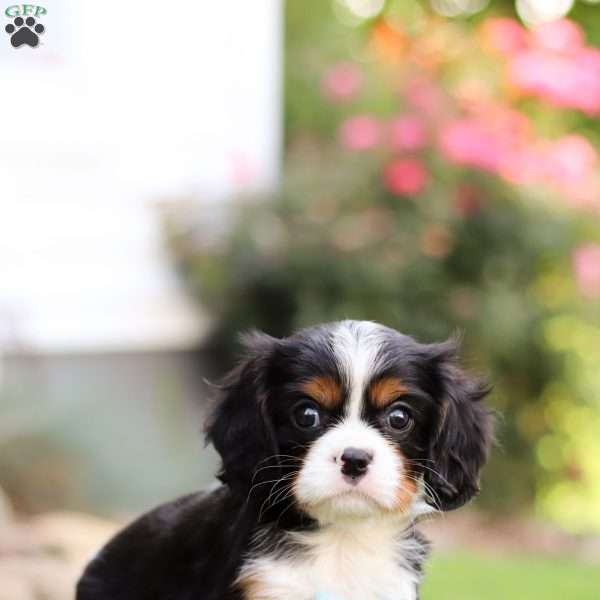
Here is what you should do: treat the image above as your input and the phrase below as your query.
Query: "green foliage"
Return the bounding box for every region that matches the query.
[167,150,577,513]
[166,0,600,530]
[422,551,600,600]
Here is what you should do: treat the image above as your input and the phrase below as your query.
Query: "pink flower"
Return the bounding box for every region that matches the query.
[481,18,528,55]
[573,244,600,299]
[438,119,507,172]
[321,62,363,103]
[388,115,427,151]
[338,115,381,151]
[509,49,600,114]
[439,116,599,202]
[383,158,428,196]
[404,77,445,117]
[531,19,584,53]
[508,32,600,115]
[463,102,531,142]
[544,135,597,190]
[500,144,547,184]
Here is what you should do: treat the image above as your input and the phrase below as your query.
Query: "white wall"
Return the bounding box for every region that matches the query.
[0,0,282,353]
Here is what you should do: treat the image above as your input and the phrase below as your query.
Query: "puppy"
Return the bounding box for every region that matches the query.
[77,320,493,600]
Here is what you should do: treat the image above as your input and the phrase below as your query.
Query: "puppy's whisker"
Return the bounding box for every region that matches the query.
[404,460,453,487]
[260,483,294,516]
[251,462,301,482]
[267,480,297,509]
[259,483,297,523]
[254,454,303,467]
[258,478,297,521]
[245,473,297,506]
[245,478,283,499]
[251,472,296,491]
[289,442,311,453]
[273,492,298,528]
[404,474,443,514]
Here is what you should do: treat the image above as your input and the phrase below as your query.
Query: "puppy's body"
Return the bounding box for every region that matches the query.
[77,489,246,600]
[79,488,427,600]
[77,321,493,600]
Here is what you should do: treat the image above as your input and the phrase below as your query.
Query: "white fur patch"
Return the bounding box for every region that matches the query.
[331,320,387,419]
[238,519,420,600]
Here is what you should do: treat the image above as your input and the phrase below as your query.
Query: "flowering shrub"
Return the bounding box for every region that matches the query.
[326,10,600,530]
[332,15,600,209]
[168,2,600,530]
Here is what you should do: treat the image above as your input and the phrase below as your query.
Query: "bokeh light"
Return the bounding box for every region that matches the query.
[516,0,575,25]
[430,0,490,18]
[343,0,385,19]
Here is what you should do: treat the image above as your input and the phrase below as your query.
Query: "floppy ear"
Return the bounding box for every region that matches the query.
[205,331,280,493]
[423,341,494,512]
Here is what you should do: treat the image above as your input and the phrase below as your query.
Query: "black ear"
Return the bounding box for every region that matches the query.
[205,331,280,493]
[423,341,494,512]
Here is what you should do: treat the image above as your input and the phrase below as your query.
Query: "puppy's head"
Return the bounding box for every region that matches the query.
[207,321,493,523]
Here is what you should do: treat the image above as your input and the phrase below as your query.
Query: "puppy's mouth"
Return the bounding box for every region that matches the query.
[334,487,381,506]
[309,490,383,519]
[297,480,390,517]
[342,473,365,487]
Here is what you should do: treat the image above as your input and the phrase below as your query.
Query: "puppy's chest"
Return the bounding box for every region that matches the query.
[237,527,419,600]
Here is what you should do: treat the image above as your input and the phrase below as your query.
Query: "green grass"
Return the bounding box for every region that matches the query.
[421,551,600,600]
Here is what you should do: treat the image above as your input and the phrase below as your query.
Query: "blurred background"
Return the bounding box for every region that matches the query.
[1,0,600,598]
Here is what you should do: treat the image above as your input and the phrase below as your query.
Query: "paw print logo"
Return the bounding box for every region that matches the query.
[5,16,45,48]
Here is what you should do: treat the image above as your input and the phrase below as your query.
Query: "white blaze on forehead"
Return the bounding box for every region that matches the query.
[331,320,387,419]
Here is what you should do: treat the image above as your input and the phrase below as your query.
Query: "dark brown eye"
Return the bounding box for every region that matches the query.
[387,405,413,433]
[293,402,321,430]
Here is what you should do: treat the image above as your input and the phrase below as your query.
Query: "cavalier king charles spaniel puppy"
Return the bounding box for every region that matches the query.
[77,320,493,600]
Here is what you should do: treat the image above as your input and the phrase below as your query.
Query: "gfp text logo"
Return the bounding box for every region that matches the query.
[4,4,46,48]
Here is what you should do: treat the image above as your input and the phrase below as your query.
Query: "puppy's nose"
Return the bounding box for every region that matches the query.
[340,447,372,479]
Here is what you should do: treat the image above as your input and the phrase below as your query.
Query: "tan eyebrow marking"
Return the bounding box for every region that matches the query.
[369,376,408,409]
[300,376,342,409]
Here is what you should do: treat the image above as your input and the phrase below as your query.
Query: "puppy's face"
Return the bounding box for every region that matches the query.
[208,321,493,524]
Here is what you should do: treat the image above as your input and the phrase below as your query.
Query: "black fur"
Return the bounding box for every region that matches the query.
[424,353,494,511]
[206,332,282,494]
[76,322,493,600]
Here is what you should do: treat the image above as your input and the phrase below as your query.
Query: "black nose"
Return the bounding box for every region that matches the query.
[340,447,372,479]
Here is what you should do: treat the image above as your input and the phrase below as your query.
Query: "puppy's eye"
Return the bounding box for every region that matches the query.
[292,402,321,430]
[387,405,413,433]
